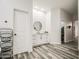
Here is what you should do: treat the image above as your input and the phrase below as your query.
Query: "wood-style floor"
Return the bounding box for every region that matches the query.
[14,42,78,59]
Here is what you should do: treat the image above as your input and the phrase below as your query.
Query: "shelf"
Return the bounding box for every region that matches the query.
[0,29,13,59]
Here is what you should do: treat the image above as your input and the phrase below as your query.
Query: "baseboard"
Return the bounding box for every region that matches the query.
[33,43,49,48]
[65,40,74,43]
[49,42,61,44]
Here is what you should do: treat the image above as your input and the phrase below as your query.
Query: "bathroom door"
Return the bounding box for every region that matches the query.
[13,9,30,55]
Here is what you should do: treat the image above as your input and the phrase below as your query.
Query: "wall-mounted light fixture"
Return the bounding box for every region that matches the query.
[67,26,71,29]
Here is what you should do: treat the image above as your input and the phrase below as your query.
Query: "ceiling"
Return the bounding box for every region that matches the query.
[33,0,78,15]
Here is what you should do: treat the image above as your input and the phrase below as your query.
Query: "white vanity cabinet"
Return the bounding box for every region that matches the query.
[32,33,48,46]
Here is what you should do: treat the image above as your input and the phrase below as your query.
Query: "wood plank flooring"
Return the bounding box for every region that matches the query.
[13,43,78,59]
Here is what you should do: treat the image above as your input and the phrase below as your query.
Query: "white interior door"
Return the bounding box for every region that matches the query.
[13,9,31,55]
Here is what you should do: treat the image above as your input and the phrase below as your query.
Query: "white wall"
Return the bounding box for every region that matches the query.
[33,9,47,34]
[50,9,61,44]
[33,9,51,33]
[75,21,78,40]
[78,0,79,50]
[0,0,32,55]
[78,19,79,50]
[64,23,73,42]
[33,9,51,44]
[46,12,51,33]
[45,12,51,42]
[0,0,32,28]
[60,9,73,43]
[50,9,73,44]
[60,9,72,22]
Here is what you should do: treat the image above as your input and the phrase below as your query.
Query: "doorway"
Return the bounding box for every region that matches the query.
[61,27,64,44]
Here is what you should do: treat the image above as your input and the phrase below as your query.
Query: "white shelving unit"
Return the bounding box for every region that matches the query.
[0,28,13,59]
